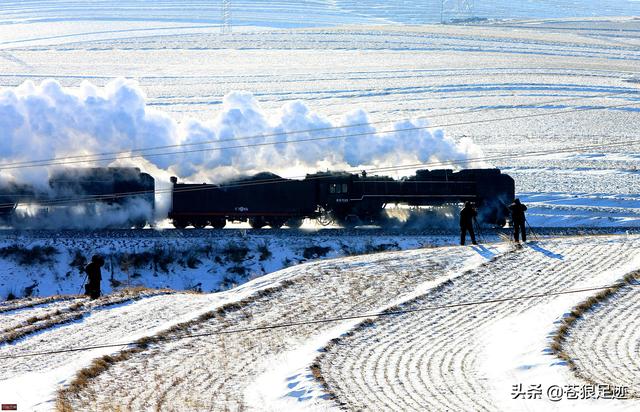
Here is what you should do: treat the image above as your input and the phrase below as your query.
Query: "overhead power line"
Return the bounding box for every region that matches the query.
[1,98,638,172]
[0,89,636,170]
[0,281,635,361]
[0,136,637,209]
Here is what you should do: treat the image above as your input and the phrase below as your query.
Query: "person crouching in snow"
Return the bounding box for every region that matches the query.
[459,201,477,246]
[85,255,105,299]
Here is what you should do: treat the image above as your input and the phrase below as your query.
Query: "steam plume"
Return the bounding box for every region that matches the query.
[0,78,485,226]
[1,78,484,182]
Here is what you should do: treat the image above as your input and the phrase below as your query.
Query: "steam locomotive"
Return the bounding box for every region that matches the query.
[0,167,515,229]
[168,168,515,229]
[0,167,155,228]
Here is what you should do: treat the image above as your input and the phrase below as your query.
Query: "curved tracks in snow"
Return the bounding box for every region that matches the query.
[317,237,640,411]
[2,236,640,411]
[0,290,175,346]
[57,246,489,410]
[564,281,640,397]
[0,289,224,410]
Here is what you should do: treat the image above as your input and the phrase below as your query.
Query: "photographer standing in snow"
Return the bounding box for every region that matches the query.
[459,201,478,246]
[84,255,105,299]
[509,198,528,243]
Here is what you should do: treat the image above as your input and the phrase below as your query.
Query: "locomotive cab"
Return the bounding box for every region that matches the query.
[308,172,357,225]
[310,171,393,226]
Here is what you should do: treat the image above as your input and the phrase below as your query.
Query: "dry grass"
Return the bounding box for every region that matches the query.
[308,316,377,405]
[550,270,640,375]
[0,244,59,265]
[56,279,297,411]
[1,289,174,346]
[0,295,77,314]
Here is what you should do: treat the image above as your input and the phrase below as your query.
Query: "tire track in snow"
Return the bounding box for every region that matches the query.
[317,237,640,411]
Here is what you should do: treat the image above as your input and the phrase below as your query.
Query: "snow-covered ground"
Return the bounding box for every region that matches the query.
[1,2,640,411]
[1,235,639,411]
[563,279,640,399]
[2,15,639,227]
[1,238,501,410]
[318,235,640,411]
[1,0,640,29]
[0,230,454,300]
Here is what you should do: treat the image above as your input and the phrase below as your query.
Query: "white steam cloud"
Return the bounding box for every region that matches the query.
[0,78,485,226]
[0,78,484,183]
[12,198,152,230]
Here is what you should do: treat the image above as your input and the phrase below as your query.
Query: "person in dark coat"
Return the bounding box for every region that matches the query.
[509,198,528,242]
[84,255,104,299]
[459,201,477,246]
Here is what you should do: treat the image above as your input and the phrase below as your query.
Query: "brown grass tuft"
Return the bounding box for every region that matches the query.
[550,270,640,378]
[56,278,298,410]
[2,289,174,347]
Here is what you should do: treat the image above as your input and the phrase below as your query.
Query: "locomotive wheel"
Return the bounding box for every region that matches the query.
[192,220,208,229]
[172,219,188,229]
[268,220,285,229]
[286,218,303,229]
[132,220,147,229]
[211,218,226,229]
[249,217,266,229]
[368,211,389,227]
[338,215,361,229]
[316,206,333,226]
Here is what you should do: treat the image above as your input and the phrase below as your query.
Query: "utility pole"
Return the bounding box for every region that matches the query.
[459,0,474,17]
[221,0,232,35]
[441,0,475,23]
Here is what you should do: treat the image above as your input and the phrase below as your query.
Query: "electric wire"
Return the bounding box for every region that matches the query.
[0,136,637,209]
[0,141,635,209]
[0,97,636,210]
[0,281,636,361]
[0,89,637,170]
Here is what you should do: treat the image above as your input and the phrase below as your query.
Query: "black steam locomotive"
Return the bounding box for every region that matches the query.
[0,167,155,228]
[168,168,515,229]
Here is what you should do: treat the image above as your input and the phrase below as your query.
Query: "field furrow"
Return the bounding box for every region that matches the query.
[0,297,83,331]
[564,282,640,396]
[318,236,640,411]
[0,290,176,345]
[57,245,495,410]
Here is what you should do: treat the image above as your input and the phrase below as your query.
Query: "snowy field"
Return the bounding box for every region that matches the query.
[1,1,640,411]
[2,8,639,226]
[0,229,457,299]
[1,235,639,411]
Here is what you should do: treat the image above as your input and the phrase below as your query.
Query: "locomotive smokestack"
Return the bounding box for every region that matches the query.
[170,176,178,184]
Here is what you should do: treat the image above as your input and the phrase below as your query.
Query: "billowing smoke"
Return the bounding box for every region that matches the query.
[11,198,152,230]
[176,94,484,182]
[0,79,485,227]
[383,205,462,231]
